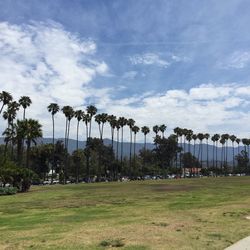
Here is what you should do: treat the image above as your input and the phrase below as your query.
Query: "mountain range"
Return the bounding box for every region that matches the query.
[0,137,245,164]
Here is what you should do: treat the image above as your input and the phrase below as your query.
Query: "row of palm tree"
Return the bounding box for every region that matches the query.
[2,90,250,180]
[173,127,248,169]
[0,91,42,169]
[46,103,154,180]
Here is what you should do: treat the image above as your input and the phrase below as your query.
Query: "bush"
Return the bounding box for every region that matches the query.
[0,186,17,195]
[0,161,37,192]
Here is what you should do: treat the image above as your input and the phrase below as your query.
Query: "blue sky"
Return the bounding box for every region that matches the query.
[1,0,250,141]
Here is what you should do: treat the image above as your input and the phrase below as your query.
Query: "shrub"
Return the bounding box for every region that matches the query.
[0,161,37,192]
[0,186,17,195]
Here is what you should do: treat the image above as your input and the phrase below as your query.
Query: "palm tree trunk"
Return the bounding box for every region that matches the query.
[116,129,119,161]
[0,104,4,114]
[232,142,235,171]
[23,108,26,120]
[76,120,79,183]
[129,129,132,178]
[216,141,218,169]
[52,115,55,184]
[120,127,124,165]
[26,141,31,168]
[207,139,209,168]
[133,133,137,176]
[64,119,68,148]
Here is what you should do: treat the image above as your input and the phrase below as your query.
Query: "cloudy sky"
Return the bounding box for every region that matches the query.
[1,0,250,142]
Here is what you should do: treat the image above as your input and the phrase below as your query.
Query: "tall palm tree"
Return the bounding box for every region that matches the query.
[86,105,97,139]
[204,133,210,168]
[127,118,135,177]
[229,135,237,170]
[62,106,74,150]
[19,96,32,120]
[192,134,197,158]
[115,121,120,160]
[141,126,150,173]
[211,135,216,168]
[82,113,91,142]
[141,126,150,150]
[47,103,60,184]
[159,124,167,138]
[214,134,220,169]
[174,127,182,168]
[0,91,13,114]
[220,138,226,169]
[107,115,116,151]
[153,125,160,137]
[22,119,43,168]
[236,138,241,155]
[186,130,193,154]
[221,134,230,167]
[132,125,140,174]
[118,117,127,166]
[182,128,189,154]
[74,110,84,151]
[197,133,204,167]
[95,113,108,141]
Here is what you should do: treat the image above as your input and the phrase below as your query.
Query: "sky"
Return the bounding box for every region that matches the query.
[1,0,250,142]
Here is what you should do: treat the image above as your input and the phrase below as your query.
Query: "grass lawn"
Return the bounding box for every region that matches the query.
[0,177,250,250]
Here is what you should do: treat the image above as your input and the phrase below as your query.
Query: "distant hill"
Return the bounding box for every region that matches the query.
[0,137,245,164]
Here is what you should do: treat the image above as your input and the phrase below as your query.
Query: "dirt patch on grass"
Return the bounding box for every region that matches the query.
[152,184,199,192]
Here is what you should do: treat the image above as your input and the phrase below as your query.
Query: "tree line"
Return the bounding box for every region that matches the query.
[0,90,249,191]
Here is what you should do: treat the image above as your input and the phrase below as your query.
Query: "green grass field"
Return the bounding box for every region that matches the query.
[1,177,250,250]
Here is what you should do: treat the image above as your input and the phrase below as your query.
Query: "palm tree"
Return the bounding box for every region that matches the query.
[62,106,74,150]
[192,134,197,157]
[159,124,167,138]
[141,126,150,150]
[174,127,182,168]
[22,119,43,168]
[2,126,16,161]
[118,117,127,166]
[127,118,135,177]
[186,130,193,154]
[153,125,160,137]
[19,96,32,120]
[221,134,230,167]
[86,105,97,139]
[211,135,216,168]
[229,135,237,170]
[141,126,150,173]
[47,103,60,184]
[220,138,226,169]
[182,128,189,154]
[213,134,220,169]
[197,133,204,167]
[132,125,140,174]
[82,113,91,142]
[74,110,84,151]
[107,115,116,151]
[115,121,120,159]
[204,133,210,168]
[95,113,108,141]
[0,91,13,114]
[236,138,241,155]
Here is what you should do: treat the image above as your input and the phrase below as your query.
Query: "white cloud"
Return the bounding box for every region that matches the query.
[122,71,138,79]
[0,21,110,137]
[218,51,250,69]
[129,53,170,67]
[1,21,250,143]
[97,83,250,142]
